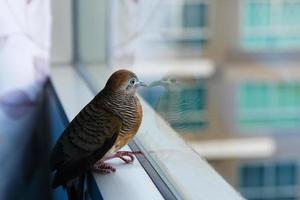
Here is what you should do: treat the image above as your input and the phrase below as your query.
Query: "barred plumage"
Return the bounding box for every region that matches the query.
[98,91,142,151]
[50,69,145,199]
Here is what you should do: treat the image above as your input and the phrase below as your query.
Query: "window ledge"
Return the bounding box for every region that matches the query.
[50,65,244,200]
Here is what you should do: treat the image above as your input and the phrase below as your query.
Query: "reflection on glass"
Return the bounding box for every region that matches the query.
[140,74,207,133]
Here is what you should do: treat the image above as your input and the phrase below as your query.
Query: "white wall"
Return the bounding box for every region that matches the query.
[77,0,107,64]
[51,0,73,65]
[50,0,107,65]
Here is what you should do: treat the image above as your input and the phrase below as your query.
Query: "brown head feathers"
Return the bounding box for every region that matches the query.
[104,69,138,93]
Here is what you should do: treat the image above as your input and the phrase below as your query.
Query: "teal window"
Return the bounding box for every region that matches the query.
[183,4,207,28]
[180,1,208,46]
[242,0,300,50]
[275,163,297,186]
[239,162,298,200]
[239,82,300,129]
[147,0,209,48]
[240,165,265,187]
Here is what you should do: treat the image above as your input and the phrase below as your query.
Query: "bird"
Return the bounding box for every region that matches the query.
[50,69,147,200]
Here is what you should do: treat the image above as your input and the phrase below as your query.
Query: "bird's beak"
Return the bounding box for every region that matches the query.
[149,80,169,87]
[136,80,147,87]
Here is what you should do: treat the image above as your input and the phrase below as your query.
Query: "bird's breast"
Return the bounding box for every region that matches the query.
[112,97,143,152]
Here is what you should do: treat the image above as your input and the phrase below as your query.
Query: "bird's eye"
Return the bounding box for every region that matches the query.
[130,79,136,85]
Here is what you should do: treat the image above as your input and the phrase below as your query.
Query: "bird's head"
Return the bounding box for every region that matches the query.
[104,69,147,95]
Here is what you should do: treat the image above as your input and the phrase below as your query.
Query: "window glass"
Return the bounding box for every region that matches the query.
[240,165,265,187]
[239,82,300,129]
[141,84,207,133]
[183,4,207,28]
[242,0,300,50]
[239,162,298,200]
[275,163,297,186]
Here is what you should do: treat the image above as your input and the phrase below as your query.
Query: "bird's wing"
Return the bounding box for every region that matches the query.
[50,101,122,188]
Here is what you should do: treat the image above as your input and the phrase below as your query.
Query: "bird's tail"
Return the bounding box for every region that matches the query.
[65,174,86,200]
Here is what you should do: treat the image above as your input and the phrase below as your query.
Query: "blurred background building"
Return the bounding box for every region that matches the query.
[49,0,300,199]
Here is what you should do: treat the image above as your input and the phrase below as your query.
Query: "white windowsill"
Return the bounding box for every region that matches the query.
[50,65,244,200]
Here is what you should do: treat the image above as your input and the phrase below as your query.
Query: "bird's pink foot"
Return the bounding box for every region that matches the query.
[104,150,142,164]
[92,162,116,173]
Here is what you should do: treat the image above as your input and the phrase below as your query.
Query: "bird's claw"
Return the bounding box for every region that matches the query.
[115,150,142,163]
[103,150,143,164]
[92,162,116,174]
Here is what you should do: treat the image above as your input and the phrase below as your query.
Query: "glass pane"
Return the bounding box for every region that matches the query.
[180,87,205,111]
[240,162,298,200]
[275,163,297,186]
[282,2,300,26]
[275,197,297,200]
[295,83,300,104]
[277,83,299,107]
[248,198,265,200]
[240,165,264,187]
[183,3,207,28]
[239,81,300,129]
[244,2,270,27]
[240,84,256,109]
[242,0,300,49]
[240,83,270,109]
